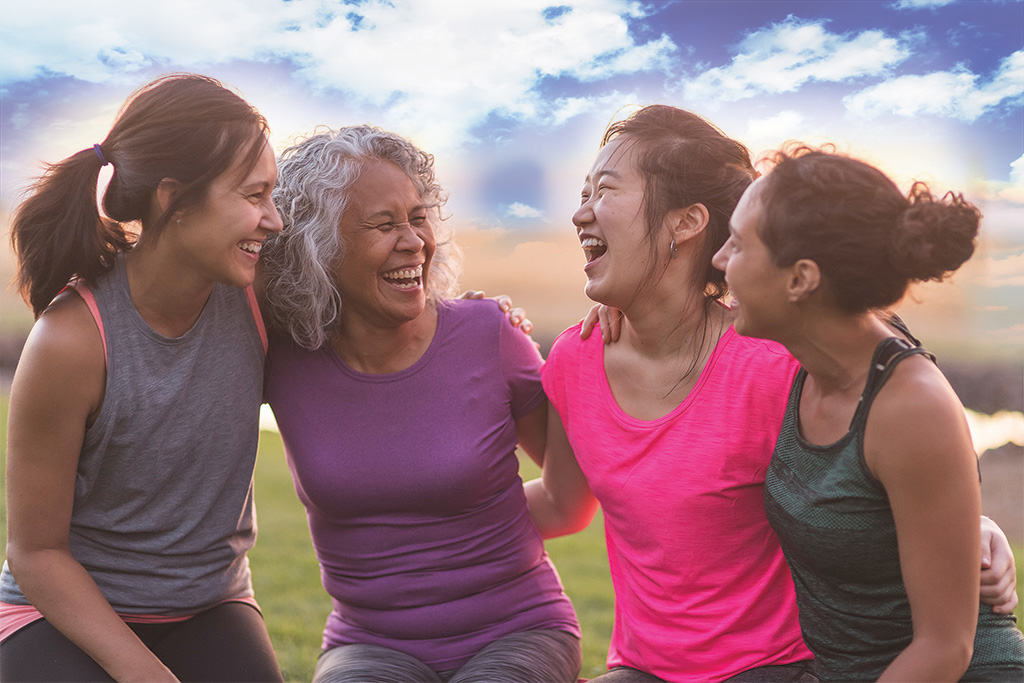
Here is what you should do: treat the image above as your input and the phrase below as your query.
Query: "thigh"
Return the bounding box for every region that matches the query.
[0,619,116,682]
[723,661,818,682]
[313,643,443,683]
[588,665,666,683]
[448,629,581,683]
[144,602,283,682]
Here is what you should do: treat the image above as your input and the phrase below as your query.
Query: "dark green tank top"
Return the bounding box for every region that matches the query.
[764,334,1024,681]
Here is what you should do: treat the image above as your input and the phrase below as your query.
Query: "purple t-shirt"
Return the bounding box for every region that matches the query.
[265,298,579,671]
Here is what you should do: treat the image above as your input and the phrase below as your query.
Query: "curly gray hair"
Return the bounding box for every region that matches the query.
[262,125,462,349]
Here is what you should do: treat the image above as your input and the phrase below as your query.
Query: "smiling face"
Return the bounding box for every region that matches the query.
[573,136,657,308]
[333,160,435,329]
[712,177,792,339]
[172,138,282,289]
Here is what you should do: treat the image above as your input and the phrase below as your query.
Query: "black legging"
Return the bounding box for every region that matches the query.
[0,601,282,682]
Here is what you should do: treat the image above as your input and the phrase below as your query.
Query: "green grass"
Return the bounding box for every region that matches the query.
[2,395,1021,682]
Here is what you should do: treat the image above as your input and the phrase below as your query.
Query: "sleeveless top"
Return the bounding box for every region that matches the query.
[765,331,1024,680]
[0,255,266,615]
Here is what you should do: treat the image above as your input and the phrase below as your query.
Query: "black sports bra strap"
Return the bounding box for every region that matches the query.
[851,336,935,431]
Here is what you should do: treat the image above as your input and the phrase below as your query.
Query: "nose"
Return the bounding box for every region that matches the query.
[572,200,593,232]
[396,222,427,252]
[263,201,284,234]
[711,241,729,272]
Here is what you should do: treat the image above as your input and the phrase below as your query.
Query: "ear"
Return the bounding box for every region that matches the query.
[668,203,710,245]
[155,177,185,215]
[787,258,821,302]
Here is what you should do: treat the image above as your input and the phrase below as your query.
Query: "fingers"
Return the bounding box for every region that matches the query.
[493,294,513,313]
[597,306,623,344]
[580,305,600,340]
[459,290,486,300]
[508,307,533,334]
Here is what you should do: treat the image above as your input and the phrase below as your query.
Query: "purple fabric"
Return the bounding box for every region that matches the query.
[264,298,579,672]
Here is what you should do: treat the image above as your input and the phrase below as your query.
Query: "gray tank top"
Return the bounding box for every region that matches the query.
[1,255,265,615]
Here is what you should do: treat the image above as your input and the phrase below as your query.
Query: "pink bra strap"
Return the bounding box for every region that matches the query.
[245,285,268,355]
[65,278,108,368]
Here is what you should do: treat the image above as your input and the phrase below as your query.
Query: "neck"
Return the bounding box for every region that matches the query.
[783,309,894,395]
[124,242,215,338]
[331,302,438,374]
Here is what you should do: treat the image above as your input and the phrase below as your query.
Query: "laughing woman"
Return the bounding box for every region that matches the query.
[712,146,1024,681]
[259,126,580,683]
[2,75,283,682]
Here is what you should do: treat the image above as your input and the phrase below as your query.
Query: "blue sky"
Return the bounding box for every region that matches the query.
[1,0,1022,349]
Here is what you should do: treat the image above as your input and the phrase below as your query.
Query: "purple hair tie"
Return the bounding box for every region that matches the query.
[93,144,109,166]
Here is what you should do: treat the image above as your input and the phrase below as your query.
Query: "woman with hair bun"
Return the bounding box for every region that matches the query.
[3,74,284,681]
[713,147,1024,680]
[530,105,1019,682]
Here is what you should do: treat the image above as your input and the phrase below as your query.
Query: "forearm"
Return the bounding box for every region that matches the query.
[525,478,596,538]
[878,634,972,682]
[9,548,177,682]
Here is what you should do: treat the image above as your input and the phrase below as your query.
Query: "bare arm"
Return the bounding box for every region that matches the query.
[868,360,980,681]
[515,398,548,468]
[524,402,599,538]
[5,293,177,682]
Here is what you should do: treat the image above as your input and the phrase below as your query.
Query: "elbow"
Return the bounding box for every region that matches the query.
[951,637,974,673]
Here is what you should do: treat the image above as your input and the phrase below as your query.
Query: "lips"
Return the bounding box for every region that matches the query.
[382,264,423,290]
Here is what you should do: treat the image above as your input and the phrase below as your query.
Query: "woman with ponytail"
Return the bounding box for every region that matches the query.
[2,74,284,681]
[713,147,1024,680]
[528,106,1019,682]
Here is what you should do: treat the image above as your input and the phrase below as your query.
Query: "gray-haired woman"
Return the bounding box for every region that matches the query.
[260,125,582,683]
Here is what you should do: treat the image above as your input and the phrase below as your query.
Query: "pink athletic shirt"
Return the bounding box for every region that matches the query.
[542,324,812,682]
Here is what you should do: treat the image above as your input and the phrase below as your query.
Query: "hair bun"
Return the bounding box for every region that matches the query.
[891,184,979,283]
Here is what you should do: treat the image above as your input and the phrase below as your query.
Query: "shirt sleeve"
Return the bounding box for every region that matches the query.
[498,309,546,420]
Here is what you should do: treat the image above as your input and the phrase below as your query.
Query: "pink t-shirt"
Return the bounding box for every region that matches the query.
[542,324,811,682]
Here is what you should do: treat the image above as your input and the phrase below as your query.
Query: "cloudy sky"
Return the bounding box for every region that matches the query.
[1,0,1021,349]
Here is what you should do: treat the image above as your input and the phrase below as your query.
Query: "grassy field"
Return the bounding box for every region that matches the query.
[1,397,1021,681]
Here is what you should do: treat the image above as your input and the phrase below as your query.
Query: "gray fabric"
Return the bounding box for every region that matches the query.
[313,629,581,683]
[1,255,265,614]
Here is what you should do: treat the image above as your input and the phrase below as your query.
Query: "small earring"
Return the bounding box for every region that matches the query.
[176,218,182,225]
[670,239,678,259]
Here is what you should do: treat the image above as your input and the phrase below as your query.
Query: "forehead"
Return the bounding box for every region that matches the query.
[587,135,641,180]
[347,160,421,213]
[218,137,277,188]
[731,176,767,234]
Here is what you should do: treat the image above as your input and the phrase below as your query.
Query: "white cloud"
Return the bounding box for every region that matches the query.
[506,202,544,219]
[893,0,957,9]
[844,50,1024,121]
[682,17,909,103]
[1,0,676,151]
[743,110,806,149]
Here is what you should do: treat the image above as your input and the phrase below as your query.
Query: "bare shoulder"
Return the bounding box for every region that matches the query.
[865,353,974,479]
[11,290,106,418]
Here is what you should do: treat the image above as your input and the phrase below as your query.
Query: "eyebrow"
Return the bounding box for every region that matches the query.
[583,168,623,185]
[363,204,428,221]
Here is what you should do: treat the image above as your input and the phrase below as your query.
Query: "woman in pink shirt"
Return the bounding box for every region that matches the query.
[526,105,1018,682]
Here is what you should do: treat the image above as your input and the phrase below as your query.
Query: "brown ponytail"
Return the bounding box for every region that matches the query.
[10,73,268,316]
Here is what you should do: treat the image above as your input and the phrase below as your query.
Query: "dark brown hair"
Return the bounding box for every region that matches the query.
[601,104,758,302]
[757,146,980,312]
[11,73,269,316]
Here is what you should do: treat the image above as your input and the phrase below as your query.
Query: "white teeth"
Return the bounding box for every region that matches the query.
[581,237,607,249]
[382,264,423,281]
[239,240,262,254]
